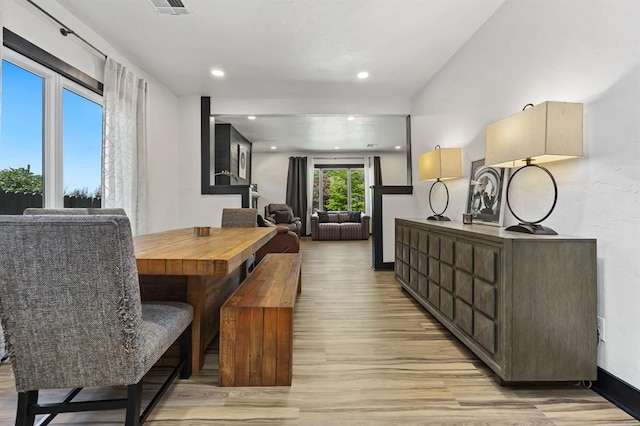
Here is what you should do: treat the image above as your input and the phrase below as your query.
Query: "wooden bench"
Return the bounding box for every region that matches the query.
[219,252,302,386]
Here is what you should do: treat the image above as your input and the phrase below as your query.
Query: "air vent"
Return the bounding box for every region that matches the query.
[148,0,191,15]
[366,144,378,147]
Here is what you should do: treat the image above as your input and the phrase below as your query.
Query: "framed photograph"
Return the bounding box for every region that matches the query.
[465,159,509,226]
[238,145,248,179]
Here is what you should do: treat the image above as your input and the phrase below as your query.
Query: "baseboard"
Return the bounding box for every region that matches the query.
[592,367,640,420]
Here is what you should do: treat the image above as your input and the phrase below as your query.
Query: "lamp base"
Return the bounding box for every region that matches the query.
[506,223,557,235]
[427,214,451,221]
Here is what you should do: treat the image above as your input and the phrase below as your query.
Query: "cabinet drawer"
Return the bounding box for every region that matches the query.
[456,241,473,273]
[440,290,454,320]
[402,227,411,245]
[410,248,419,267]
[474,312,496,354]
[441,264,453,292]
[455,299,473,336]
[474,279,496,319]
[455,270,473,304]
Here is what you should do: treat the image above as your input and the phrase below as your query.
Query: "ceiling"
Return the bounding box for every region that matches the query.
[54,0,505,152]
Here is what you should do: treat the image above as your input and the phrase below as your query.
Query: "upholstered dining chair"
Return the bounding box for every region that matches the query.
[0,215,193,426]
[221,208,300,264]
[23,207,127,215]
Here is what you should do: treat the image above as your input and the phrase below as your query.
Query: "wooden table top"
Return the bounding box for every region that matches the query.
[134,227,276,276]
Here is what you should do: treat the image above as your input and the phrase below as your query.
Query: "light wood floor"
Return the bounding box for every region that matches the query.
[0,239,636,425]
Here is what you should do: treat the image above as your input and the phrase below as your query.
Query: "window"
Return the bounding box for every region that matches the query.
[313,166,365,212]
[0,49,103,214]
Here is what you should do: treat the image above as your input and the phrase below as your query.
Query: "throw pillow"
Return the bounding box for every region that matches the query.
[257,214,275,227]
[317,211,329,223]
[274,210,292,224]
[346,211,362,223]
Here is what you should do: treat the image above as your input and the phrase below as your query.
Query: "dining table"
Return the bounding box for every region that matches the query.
[134,226,276,373]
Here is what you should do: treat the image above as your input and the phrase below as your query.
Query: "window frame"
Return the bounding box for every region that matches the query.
[314,164,365,212]
[2,48,103,208]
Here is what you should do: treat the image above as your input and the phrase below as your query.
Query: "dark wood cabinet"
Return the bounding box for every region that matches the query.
[395,218,597,383]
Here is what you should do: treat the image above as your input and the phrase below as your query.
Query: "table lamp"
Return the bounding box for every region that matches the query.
[418,145,462,221]
[485,101,583,235]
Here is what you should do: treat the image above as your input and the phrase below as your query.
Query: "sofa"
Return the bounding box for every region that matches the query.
[311,211,370,240]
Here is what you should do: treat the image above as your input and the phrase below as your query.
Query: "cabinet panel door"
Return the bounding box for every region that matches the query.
[455,299,473,335]
[474,279,496,318]
[474,312,496,354]
[403,227,411,246]
[418,252,428,275]
[429,235,440,258]
[428,281,440,308]
[474,245,497,283]
[409,268,418,291]
[410,230,419,249]
[418,274,428,298]
[455,271,473,304]
[418,231,428,253]
[456,241,473,273]
[428,258,440,283]
[441,264,453,292]
[440,290,454,320]
[441,237,454,265]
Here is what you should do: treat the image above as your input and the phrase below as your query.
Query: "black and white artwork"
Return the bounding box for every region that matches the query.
[465,159,508,226]
[238,145,248,179]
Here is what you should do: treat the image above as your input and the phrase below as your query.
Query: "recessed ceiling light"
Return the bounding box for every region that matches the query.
[357,71,369,79]
[347,116,355,121]
[334,147,340,150]
[395,145,402,150]
[211,69,225,77]
[270,146,277,150]
[248,116,256,120]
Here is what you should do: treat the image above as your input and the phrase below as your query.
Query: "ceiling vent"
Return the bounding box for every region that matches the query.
[366,144,378,148]
[148,0,191,15]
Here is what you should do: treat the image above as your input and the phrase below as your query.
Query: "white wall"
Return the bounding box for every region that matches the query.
[410,0,640,387]
[4,0,181,232]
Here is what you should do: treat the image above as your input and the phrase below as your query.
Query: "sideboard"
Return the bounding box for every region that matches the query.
[395,218,597,383]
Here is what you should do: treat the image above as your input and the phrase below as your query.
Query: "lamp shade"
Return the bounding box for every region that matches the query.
[485,101,583,168]
[418,147,462,181]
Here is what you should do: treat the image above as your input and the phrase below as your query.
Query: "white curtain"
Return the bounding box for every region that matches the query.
[102,58,148,235]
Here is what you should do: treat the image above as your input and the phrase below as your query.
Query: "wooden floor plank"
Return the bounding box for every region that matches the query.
[0,239,635,424]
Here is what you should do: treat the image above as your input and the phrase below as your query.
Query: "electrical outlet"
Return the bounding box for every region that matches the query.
[597,316,606,342]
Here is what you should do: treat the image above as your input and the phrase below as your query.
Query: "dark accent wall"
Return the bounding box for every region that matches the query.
[214,123,252,186]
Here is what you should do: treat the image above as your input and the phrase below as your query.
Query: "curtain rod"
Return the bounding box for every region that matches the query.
[26,0,107,59]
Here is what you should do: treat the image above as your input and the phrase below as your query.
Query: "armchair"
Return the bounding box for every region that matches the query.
[0,215,193,426]
[265,203,302,237]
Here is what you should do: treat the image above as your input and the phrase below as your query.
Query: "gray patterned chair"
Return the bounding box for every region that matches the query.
[0,215,193,426]
[23,207,127,215]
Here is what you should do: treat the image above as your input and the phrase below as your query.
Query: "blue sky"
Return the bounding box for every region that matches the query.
[1,60,102,194]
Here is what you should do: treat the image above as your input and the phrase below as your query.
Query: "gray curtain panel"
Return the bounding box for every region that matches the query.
[373,156,383,186]
[286,157,308,235]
